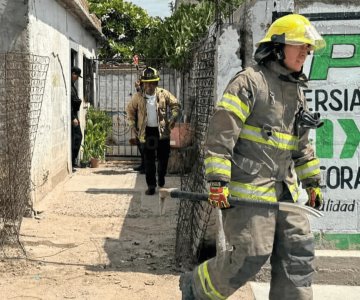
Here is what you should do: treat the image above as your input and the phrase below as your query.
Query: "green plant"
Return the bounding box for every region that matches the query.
[88,0,158,61]
[89,0,245,69]
[137,0,245,71]
[81,107,112,162]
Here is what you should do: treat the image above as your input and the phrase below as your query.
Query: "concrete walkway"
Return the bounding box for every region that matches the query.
[251,249,360,299]
[251,282,360,300]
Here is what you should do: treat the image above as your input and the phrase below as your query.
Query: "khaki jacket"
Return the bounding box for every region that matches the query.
[126,87,180,143]
[205,61,321,203]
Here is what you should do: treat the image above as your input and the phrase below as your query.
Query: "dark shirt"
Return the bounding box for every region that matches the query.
[71,81,82,120]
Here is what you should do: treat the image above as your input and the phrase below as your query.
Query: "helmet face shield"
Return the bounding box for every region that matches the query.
[284,24,326,51]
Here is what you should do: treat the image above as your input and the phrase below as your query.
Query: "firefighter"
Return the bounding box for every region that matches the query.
[180,14,325,300]
[126,67,180,195]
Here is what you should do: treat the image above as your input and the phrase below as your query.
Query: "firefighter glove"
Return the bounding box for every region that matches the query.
[305,186,323,210]
[208,182,230,209]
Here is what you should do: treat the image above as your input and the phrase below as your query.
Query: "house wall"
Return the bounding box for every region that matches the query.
[215,0,360,242]
[27,0,99,202]
[0,0,100,205]
[0,0,29,52]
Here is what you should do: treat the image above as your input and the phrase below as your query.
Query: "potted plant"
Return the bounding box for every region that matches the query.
[80,140,92,168]
[81,107,112,168]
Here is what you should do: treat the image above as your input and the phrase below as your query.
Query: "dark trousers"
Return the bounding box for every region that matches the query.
[71,124,83,166]
[144,127,170,188]
[137,141,145,169]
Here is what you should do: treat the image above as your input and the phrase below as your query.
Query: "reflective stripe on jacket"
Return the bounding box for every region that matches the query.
[126,87,180,143]
[205,61,321,203]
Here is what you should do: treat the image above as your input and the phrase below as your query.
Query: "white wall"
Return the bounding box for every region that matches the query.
[28,0,98,201]
[298,2,360,232]
[215,25,242,101]
[0,0,28,52]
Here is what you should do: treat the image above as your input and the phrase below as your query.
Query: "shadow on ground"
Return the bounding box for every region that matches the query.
[85,161,181,276]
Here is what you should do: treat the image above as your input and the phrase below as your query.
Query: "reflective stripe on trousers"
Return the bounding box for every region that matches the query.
[192,184,314,300]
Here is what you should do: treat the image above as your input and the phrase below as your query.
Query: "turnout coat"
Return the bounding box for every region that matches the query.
[204,60,321,203]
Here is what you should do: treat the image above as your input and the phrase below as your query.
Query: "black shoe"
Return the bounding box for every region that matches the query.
[139,168,145,174]
[133,165,144,171]
[179,272,195,300]
[145,187,156,195]
[158,177,165,188]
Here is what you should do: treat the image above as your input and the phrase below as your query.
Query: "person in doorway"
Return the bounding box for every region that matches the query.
[126,67,180,195]
[180,14,325,300]
[71,66,83,170]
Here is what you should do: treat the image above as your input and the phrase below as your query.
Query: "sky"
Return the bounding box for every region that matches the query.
[127,0,172,18]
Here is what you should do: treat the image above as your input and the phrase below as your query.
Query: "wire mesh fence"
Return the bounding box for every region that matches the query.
[174,0,243,269]
[175,29,217,270]
[0,52,49,253]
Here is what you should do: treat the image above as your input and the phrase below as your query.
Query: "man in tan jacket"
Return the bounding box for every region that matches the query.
[180,14,325,300]
[126,67,180,195]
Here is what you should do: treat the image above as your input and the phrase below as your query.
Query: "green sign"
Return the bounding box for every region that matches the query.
[317,119,360,158]
[310,34,360,80]
[306,34,360,159]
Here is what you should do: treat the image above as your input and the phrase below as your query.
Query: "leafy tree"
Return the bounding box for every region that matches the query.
[88,0,159,61]
[88,0,245,69]
[136,0,245,70]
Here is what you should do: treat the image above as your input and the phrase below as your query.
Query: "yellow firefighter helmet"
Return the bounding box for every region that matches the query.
[140,67,160,83]
[256,14,325,51]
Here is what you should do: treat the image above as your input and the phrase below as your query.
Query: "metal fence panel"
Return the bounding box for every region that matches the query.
[96,63,177,157]
[0,52,49,249]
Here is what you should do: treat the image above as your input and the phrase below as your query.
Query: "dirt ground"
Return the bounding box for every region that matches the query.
[0,161,254,300]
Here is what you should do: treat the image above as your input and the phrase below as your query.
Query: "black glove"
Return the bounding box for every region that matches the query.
[296,107,323,129]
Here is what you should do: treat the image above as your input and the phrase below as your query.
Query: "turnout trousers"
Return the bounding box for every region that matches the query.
[192,182,315,300]
[143,126,170,188]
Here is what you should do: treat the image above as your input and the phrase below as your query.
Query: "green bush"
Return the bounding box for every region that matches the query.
[88,0,158,61]
[82,107,112,162]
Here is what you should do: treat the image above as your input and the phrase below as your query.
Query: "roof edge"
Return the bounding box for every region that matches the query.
[56,0,104,41]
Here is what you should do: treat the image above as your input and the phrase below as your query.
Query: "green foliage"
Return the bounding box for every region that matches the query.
[216,0,245,19]
[88,0,158,61]
[88,0,245,70]
[136,0,245,70]
[82,107,112,161]
[136,2,214,70]
[86,106,112,134]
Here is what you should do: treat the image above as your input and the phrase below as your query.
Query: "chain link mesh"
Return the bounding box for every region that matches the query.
[0,52,49,252]
[175,30,217,269]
